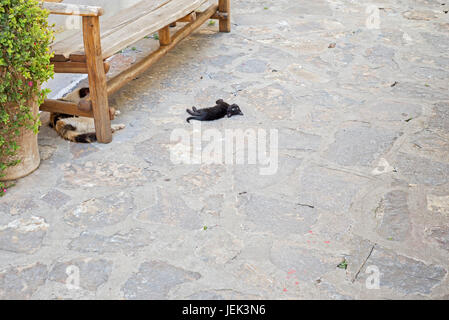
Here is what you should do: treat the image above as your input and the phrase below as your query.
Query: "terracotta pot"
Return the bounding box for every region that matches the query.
[0,95,40,181]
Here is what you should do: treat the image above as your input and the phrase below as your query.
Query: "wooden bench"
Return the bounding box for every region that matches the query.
[39,0,231,143]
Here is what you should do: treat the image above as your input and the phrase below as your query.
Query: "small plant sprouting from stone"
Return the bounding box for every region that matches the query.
[203,226,208,231]
[405,118,413,122]
[153,33,159,40]
[208,20,216,26]
[264,7,269,10]
[337,259,348,270]
[131,47,137,51]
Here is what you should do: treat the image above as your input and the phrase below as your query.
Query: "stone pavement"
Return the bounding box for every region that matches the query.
[1,0,449,299]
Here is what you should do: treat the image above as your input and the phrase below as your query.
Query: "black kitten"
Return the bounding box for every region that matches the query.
[186,99,243,123]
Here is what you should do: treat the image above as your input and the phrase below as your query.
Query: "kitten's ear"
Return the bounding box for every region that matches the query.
[216,99,224,105]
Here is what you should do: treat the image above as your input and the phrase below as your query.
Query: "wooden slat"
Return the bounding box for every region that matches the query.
[90,0,172,39]
[53,61,110,74]
[51,0,170,60]
[177,12,196,23]
[40,99,94,118]
[82,16,112,143]
[101,0,208,59]
[51,55,69,62]
[107,4,218,97]
[42,2,104,16]
[67,53,87,62]
[40,99,116,120]
[50,0,208,60]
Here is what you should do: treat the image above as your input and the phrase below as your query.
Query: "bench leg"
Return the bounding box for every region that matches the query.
[218,0,230,32]
[158,26,171,46]
[82,16,112,143]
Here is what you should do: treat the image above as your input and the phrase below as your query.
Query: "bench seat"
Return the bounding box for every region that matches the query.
[50,0,208,62]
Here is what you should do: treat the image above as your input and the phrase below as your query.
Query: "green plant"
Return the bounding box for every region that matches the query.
[337,259,348,270]
[0,0,54,195]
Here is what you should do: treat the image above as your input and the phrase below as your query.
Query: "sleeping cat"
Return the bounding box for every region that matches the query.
[49,87,125,143]
[186,99,243,123]
[49,112,125,143]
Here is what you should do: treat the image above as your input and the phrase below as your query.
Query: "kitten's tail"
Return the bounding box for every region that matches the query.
[186,117,198,123]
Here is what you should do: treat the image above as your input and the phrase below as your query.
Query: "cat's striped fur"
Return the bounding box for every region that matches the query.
[49,113,125,143]
[49,87,124,143]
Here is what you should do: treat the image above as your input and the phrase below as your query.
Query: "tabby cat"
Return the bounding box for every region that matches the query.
[49,87,125,143]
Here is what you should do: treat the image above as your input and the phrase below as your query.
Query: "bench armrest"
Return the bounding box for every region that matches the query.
[41,2,104,17]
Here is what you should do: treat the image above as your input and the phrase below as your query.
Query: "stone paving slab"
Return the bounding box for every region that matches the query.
[1,0,449,299]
